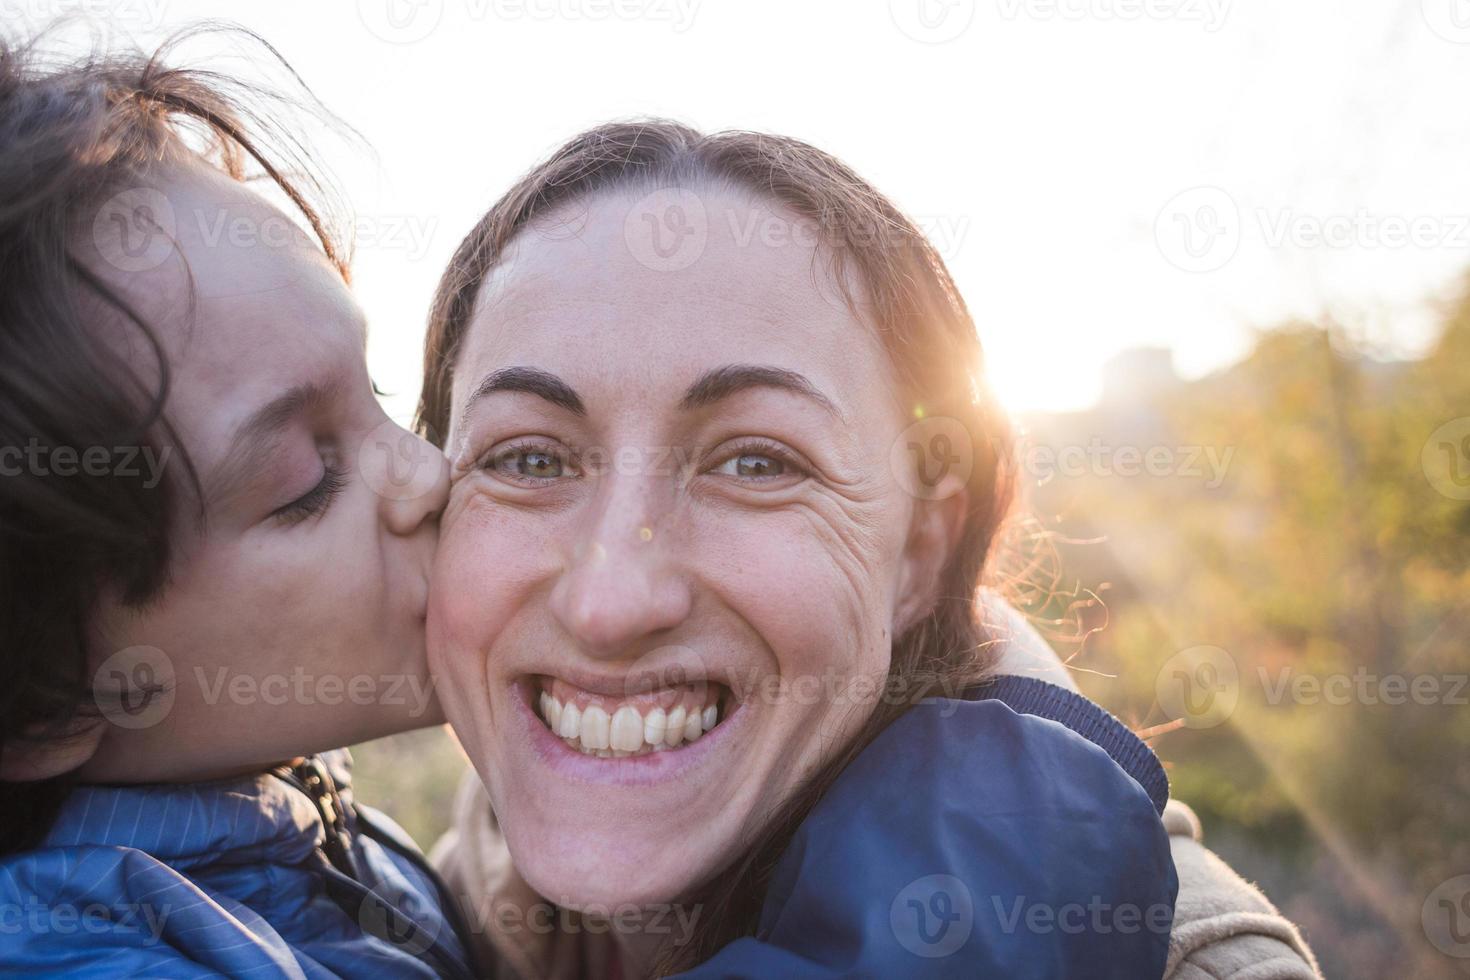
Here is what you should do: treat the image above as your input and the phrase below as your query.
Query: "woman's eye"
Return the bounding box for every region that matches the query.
[516,450,563,478]
[718,453,786,478]
[708,441,805,483]
[487,445,575,481]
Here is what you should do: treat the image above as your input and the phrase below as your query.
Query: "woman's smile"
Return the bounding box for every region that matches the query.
[529,674,729,757]
[511,671,750,788]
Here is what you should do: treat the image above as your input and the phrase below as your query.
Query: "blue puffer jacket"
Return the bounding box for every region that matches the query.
[679,677,1178,979]
[0,751,476,979]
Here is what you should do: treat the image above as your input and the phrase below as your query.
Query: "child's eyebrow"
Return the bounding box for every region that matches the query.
[205,378,342,506]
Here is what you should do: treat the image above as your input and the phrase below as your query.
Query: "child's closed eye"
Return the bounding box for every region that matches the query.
[272,459,348,526]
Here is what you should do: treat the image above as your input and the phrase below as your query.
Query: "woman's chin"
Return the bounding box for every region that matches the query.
[512,841,705,912]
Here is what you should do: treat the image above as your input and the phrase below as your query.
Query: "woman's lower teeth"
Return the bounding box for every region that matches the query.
[538,693,719,757]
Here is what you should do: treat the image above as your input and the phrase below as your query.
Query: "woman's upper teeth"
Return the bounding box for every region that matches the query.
[538,690,720,757]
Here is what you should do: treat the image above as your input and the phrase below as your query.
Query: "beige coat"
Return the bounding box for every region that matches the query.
[1161,801,1321,979]
[431,773,1322,979]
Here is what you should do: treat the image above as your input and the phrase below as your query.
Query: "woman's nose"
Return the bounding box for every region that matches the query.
[548,487,693,655]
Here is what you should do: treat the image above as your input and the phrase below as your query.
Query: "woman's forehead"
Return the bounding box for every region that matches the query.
[453,188,893,415]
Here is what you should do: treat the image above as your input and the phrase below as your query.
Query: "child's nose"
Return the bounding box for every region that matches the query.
[359,420,450,535]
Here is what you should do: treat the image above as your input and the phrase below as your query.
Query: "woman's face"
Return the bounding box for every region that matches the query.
[431,186,956,908]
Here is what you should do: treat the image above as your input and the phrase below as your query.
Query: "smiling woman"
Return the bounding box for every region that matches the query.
[415,120,1179,979]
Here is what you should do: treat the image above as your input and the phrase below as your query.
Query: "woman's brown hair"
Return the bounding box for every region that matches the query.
[416,120,1019,974]
[0,24,348,853]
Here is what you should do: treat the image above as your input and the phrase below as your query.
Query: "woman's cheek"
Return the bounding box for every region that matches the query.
[431,492,562,665]
[692,504,887,698]
[426,518,517,775]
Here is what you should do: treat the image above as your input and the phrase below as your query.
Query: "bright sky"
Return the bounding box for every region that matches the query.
[16,0,1470,418]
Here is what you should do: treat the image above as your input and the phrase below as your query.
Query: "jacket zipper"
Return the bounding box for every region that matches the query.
[272,758,478,980]
[274,757,359,879]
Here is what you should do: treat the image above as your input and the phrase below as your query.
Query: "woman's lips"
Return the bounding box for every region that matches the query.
[512,675,744,786]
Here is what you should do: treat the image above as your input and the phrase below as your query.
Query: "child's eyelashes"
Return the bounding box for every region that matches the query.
[272,459,349,526]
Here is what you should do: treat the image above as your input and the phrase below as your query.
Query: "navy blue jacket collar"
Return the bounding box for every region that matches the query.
[966,675,1170,814]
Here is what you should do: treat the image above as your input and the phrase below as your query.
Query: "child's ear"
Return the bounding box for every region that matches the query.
[893,477,969,639]
[0,723,104,781]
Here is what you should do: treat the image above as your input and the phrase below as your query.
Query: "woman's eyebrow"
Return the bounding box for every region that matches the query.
[457,363,844,427]
[462,367,587,424]
[680,364,844,422]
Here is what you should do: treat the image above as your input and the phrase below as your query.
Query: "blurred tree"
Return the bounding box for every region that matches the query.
[1019,274,1470,978]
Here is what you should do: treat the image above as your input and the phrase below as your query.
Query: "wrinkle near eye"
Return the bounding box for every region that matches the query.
[797,488,895,598]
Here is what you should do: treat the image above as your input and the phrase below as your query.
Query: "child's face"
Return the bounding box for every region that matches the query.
[74,158,448,783]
